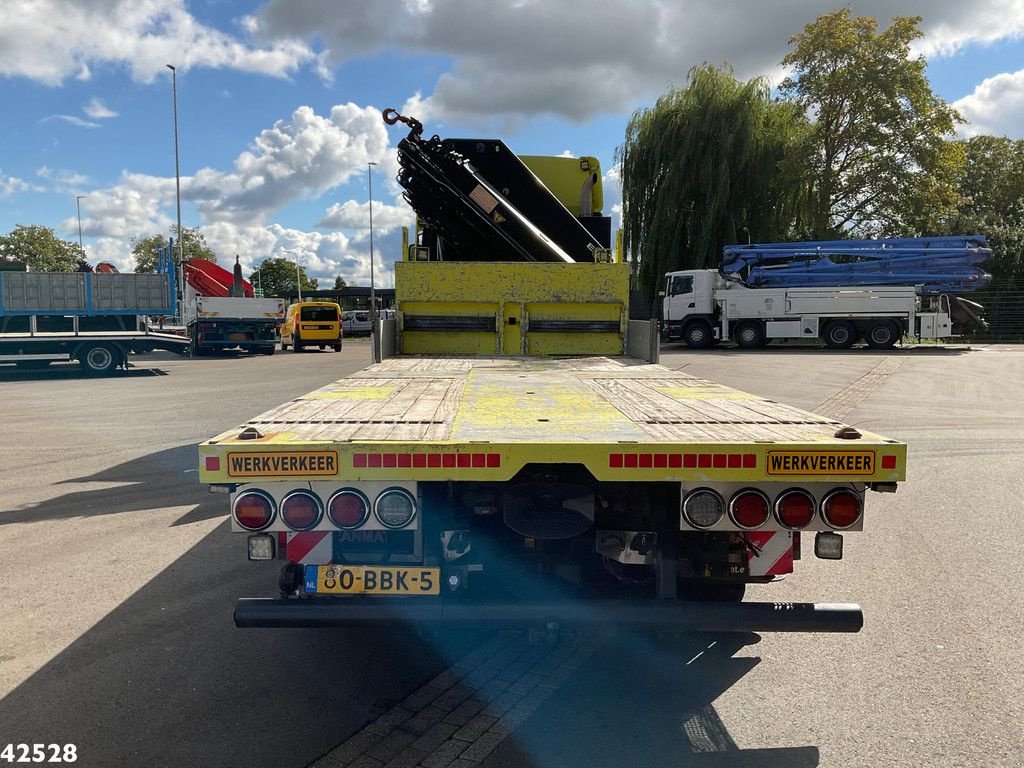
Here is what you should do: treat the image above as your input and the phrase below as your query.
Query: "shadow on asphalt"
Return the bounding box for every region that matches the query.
[485,632,818,768]
[660,343,974,357]
[0,514,485,768]
[0,364,171,380]
[0,445,221,527]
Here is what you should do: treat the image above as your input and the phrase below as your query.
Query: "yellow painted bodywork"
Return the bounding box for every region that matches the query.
[396,261,628,356]
[519,155,604,216]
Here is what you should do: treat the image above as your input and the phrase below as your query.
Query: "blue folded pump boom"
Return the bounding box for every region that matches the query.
[720,236,992,295]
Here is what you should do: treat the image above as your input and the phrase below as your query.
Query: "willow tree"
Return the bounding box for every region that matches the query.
[618,65,810,307]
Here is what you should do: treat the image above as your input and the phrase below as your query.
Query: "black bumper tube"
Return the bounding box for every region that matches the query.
[234,598,863,633]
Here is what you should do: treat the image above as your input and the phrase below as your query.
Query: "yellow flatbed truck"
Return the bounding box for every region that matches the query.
[199,113,905,632]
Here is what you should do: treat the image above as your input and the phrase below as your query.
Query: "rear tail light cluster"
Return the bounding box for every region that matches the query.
[232,487,416,531]
[682,487,862,530]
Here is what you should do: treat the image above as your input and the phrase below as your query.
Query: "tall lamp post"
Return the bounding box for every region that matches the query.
[367,162,378,363]
[75,195,86,256]
[284,250,302,302]
[167,64,184,318]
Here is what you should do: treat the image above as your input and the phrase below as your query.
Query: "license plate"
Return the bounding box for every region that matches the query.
[306,565,440,595]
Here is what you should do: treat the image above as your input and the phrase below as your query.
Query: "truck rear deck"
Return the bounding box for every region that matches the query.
[200,355,904,485]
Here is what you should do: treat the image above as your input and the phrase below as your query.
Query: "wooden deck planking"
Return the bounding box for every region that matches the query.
[225,356,874,447]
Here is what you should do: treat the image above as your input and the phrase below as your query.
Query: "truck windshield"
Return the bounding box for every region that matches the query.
[300,306,338,322]
[669,275,693,295]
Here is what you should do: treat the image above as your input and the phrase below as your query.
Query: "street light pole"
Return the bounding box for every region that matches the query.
[75,195,86,256]
[283,249,302,302]
[368,162,378,363]
[167,64,184,318]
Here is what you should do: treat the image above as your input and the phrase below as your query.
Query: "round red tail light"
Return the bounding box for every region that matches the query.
[822,490,862,529]
[729,490,770,529]
[775,490,815,529]
[233,490,275,531]
[328,489,370,529]
[281,490,322,531]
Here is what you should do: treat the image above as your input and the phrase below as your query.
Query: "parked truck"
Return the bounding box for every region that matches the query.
[197,111,906,634]
[0,242,189,373]
[184,257,285,356]
[662,237,991,349]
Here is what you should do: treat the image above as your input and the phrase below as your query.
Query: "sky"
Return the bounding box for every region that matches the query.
[1,0,1023,288]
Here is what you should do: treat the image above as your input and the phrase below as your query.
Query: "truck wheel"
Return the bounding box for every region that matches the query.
[259,346,275,356]
[682,320,714,349]
[293,336,303,353]
[79,343,121,375]
[333,343,342,352]
[823,320,856,349]
[865,320,900,350]
[734,321,766,349]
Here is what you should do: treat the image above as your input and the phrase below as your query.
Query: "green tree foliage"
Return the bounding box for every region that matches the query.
[779,10,963,237]
[250,257,318,298]
[618,64,811,305]
[333,275,348,290]
[0,224,85,271]
[946,136,1024,289]
[131,226,217,272]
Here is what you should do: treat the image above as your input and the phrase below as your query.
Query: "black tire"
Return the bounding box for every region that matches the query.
[823,320,856,349]
[734,321,766,349]
[293,336,303,353]
[333,343,342,352]
[79,343,121,375]
[682,320,714,349]
[259,346,275,356]
[318,344,325,350]
[865,320,900,350]
[15,360,51,370]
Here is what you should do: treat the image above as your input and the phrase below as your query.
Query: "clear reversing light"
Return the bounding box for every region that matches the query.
[374,488,417,529]
[233,490,275,531]
[328,489,371,529]
[682,489,725,529]
[821,489,862,529]
[729,489,771,530]
[281,490,323,531]
[775,489,816,530]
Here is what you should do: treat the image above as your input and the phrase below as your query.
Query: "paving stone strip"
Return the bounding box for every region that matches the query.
[814,357,904,422]
[309,630,604,768]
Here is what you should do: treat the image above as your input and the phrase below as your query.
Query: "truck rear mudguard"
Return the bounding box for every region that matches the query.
[234,598,863,633]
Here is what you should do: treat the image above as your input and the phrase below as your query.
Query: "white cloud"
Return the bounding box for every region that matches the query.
[953,69,1024,138]
[191,104,391,224]
[201,222,378,287]
[0,0,315,85]
[258,0,1024,123]
[83,98,118,119]
[317,199,414,232]
[40,115,100,129]
[0,170,34,197]
[36,166,91,192]
[59,172,174,239]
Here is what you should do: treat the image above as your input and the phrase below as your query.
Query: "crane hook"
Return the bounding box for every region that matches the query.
[382,108,423,136]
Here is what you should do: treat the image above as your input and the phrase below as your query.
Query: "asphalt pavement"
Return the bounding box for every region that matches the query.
[1,340,1021,768]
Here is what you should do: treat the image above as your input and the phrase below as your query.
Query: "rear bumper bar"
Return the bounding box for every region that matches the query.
[234,598,863,633]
